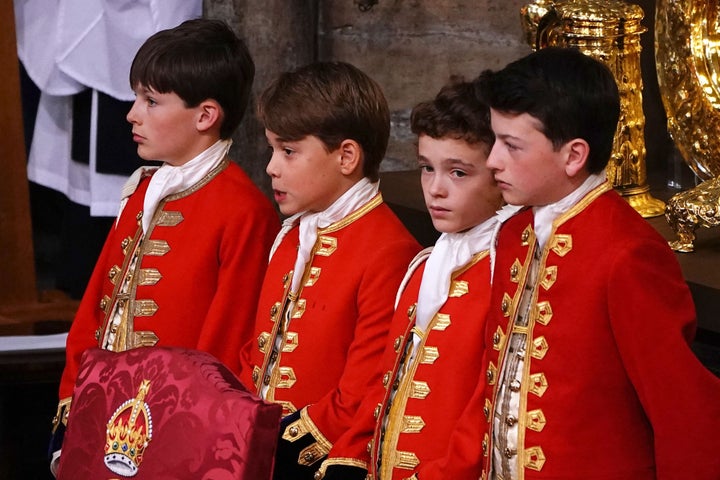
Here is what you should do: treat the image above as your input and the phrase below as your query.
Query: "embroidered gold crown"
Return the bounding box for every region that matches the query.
[104,379,153,477]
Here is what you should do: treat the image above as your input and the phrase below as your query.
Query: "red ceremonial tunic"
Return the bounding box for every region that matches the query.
[482,183,720,479]
[56,159,279,425]
[240,194,420,461]
[324,250,490,480]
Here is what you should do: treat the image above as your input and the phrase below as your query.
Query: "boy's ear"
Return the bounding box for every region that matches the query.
[338,139,363,176]
[196,99,223,133]
[564,138,590,178]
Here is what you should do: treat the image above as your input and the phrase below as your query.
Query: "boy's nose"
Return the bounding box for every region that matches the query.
[265,153,278,177]
[126,101,139,124]
[428,176,446,197]
[485,144,502,171]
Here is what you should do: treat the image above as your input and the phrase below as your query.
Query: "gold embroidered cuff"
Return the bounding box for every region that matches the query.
[52,397,72,433]
[282,407,333,466]
[317,456,369,474]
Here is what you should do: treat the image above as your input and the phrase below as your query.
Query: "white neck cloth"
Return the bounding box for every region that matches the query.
[532,171,606,249]
[139,139,231,233]
[271,178,379,294]
[415,215,498,333]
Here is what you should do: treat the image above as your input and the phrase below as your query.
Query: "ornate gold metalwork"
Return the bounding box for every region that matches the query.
[656,0,720,180]
[657,0,720,251]
[525,0,665,217]
[520,0,554,46]
[665,177,720,252]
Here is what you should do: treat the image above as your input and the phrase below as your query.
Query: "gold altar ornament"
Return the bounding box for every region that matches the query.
[657,0,720,252]
[523,0,666,218]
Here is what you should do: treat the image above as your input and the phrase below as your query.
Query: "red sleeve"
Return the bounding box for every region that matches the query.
[608,236,720,479]
[415,376,486,479]
[193,196,278,375]
[306,238,419,443]
[58,223,119,401]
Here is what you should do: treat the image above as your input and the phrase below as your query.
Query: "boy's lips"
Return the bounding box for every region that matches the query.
[428,205,450,217]
[272,189,287,202]
[494,177,510,189]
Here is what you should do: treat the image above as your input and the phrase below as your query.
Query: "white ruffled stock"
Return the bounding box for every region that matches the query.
[117,139,231,233]
[415,216,498,336]
[270,178,379,295]
[489,171,607,282]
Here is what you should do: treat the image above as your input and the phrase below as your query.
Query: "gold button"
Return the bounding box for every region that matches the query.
[270,304,278,317]
[521,230,529,242]
[505,447,517,458]
[121,238,129,249]
[493,332,501,346]
[482,438,488,455]
[374,404,381,419]
[99,298,107,310]
[483,405,490,419]
[108,269,117,279]
[282,273,289,284]
[505,415,517,426]
[136,211,143,220]
[510,264,518,277]
[252,371,259,383]
[393,336,402,351]
[486,369,494,383]
[270,351,278,362]
[303,452,315,462]
[288,426,299,437]
[258,336,266,348]
[94,328,101,340]
[367,440,373,453]
[407,303,416,318]
[263,374,271,386]
[382,371,391,386]
[501,298,509,313]
[392,379,399,390]
[313,471,322,480]
[510,379,521,392]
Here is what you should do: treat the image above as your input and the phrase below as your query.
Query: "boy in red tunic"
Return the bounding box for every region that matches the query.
[477,46,720,479]
[238,61,421,480]
[316,79,503,480]
[51,19,279,473]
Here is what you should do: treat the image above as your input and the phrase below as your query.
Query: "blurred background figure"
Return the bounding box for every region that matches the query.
[14,0,202,298]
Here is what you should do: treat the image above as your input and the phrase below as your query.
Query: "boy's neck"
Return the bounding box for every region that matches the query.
[167,133,222,167]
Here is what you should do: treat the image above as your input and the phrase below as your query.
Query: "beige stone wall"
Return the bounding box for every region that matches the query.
[206,0,670,191]
[317,0,531,171]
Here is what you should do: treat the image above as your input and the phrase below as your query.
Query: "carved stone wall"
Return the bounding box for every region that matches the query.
[204,0,670,194]
[204,0,530,191]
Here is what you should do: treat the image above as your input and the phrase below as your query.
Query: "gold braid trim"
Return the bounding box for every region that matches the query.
[281,406,333,466]
[52,397,72,433]
[316,456,369,477]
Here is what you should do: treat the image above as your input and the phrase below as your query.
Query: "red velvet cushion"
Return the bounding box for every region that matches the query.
[57,346,281,479]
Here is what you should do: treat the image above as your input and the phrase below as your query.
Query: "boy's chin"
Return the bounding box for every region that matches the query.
[277,205,300,217]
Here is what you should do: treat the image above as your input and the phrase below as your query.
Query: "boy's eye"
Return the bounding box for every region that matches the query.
[147,98,157,106]
[283,148,294,156]
[418,164,433,173]
[451,169,467,178]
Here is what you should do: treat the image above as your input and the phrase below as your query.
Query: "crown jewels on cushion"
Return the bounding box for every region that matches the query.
[104,379,153,477]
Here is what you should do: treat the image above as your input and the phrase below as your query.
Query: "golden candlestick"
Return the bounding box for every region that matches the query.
[523,0,665,218]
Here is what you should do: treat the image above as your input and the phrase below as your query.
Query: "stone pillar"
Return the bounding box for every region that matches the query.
[204,0,318,197]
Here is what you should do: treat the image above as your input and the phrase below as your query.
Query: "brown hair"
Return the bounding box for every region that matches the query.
[411,77,494,150]
[129,18,255,139]
[257,61,390,182]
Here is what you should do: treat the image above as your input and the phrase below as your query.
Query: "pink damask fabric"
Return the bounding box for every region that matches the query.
[57,346,281,480]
